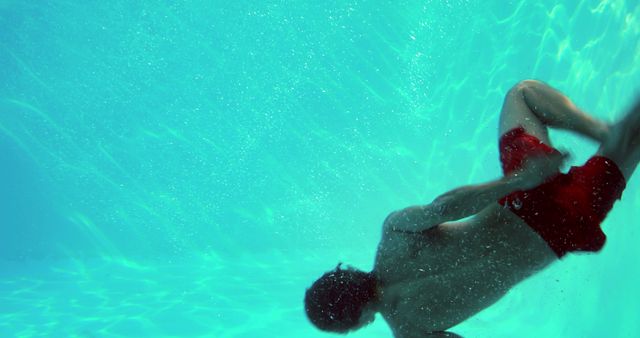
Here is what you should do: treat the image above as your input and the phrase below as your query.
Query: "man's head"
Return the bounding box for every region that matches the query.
[304,263,379,333]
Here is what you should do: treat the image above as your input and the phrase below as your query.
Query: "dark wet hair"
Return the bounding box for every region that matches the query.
[304,263,378,333]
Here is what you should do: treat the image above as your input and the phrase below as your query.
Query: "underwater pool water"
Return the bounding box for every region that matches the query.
[1,1,639,337]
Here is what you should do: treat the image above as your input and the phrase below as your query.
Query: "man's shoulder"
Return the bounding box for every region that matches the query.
[378,219,412,251]
[381,210,400,230]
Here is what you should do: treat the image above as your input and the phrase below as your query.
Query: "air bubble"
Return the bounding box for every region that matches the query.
[512,198,523,210]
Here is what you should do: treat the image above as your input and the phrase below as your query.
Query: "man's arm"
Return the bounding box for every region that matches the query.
[385,174,525,233]
[385,151,568,233]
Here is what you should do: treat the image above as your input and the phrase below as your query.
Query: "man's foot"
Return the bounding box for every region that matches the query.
[626,99,640,147]
[597,99,640,181]
[602,98,640,150]
[596,123,611,144]
[602,120,632,156]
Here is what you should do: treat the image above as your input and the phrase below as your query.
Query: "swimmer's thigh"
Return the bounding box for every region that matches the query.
[499,80,552,146]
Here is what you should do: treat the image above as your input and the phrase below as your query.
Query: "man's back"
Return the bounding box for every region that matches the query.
[373,203,556,336]
[304,80,639,338]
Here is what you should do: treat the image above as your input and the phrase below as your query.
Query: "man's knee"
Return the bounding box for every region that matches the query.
[504,80,537,104]
[510,79,541,94]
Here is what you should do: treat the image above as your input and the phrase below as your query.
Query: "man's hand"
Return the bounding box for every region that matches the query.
[516,151,569,190]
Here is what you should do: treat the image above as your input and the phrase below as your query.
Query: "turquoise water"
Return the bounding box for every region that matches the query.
[1,1,639,337]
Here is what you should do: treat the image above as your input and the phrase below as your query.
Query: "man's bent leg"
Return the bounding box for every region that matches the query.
[518,80,610,143]
[500,80,609,144]
[499,80,552,146]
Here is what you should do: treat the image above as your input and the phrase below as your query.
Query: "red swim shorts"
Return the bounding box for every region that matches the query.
[498,126,626,258]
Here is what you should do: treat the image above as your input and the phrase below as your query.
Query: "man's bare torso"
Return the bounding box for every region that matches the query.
[373,203,558,337]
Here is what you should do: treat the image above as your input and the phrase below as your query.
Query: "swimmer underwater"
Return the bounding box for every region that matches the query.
[304,80,640,338]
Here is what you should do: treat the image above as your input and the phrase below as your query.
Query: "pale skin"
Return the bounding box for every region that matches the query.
[361,80,640,338]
